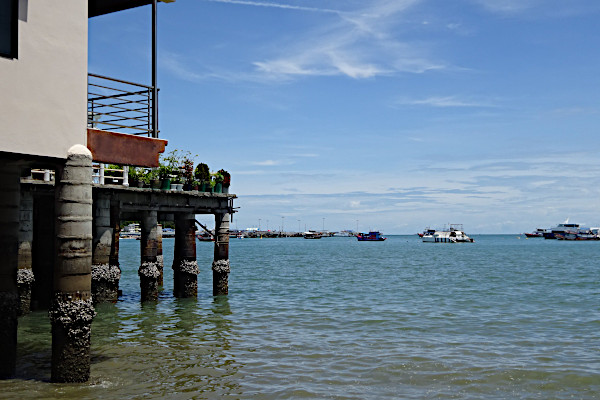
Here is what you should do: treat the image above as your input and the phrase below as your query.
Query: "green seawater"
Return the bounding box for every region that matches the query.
[1,235,599,399]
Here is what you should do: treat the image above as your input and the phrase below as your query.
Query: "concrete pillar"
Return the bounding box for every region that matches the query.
[91,193,120,303]
[212,213,230,296]
[18,190,34,315]
[50,145,95,383]
[139,210,160,301]
[0,164,21,378]
[109,202,120,294]
[157,223,164,286]
[31,193,54,310]
[173,213,199,298]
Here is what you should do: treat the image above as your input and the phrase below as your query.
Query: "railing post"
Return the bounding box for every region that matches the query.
[43,169,51,182]
[99,163,105,185]
[123,166,129,187]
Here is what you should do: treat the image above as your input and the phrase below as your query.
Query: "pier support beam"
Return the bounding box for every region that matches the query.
[212,213,230,296]
[18,190,34,315]
[91,193,120,303]
[139,210,160,301]
[50,145,95,383]
[0,164,21,378]
[173,213,199,298]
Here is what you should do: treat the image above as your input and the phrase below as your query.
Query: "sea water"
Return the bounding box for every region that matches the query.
[2,235,599,399]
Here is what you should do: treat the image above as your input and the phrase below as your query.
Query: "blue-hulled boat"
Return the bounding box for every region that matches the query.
[356,231,386,241]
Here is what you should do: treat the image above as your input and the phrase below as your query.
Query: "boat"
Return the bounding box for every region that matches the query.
[417,227,436,238]
[356,231,386,241]
[303,231,322,239]
[196,232,214,242]
[555,228,599,241]
[524,228,546,238]
[543,219,582,239]
[422,224,473,243]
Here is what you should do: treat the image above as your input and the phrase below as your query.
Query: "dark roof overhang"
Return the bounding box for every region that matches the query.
[89,0,174,18]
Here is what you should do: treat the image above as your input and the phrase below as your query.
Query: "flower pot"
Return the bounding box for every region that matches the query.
[151,179,161,190]
[137,180,144,188]
[161,178,171,190]
[222,185,229,194]
[214,183,222,193]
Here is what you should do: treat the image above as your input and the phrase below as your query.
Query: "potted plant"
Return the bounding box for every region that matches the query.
[181,153,196,190]
[128,166,144,188]
[140,168,152,187]
[148,168,161,190]
[218,169,230,194]
[194,162,210,192]
[212,171,224,193]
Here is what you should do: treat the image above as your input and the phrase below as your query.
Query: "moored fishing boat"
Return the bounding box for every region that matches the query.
[422,224,474,243]
[356,231,386,241]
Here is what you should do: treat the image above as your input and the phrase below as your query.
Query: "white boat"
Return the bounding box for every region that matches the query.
[303,231,323,239]
[422,224,474,243]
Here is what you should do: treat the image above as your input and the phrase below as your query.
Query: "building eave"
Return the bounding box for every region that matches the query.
[89,0,174,18]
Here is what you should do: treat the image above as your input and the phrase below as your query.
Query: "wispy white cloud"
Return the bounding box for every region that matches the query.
[201,0,342,15]
[250,0,445,80]
[394,96,496,108]
[252,159,283,166]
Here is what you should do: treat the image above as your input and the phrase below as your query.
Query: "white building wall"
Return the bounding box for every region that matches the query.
[0,0,88,160]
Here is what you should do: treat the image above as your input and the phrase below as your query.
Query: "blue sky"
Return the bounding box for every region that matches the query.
[89,0,600,234]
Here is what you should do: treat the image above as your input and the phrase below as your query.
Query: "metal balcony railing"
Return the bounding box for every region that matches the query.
[88,73,158,137]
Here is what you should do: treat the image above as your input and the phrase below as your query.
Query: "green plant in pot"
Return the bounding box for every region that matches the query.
[147,168,161,189]
[218,169,230,194]
[128,166,144,187]
[140,168,152,187]
[194,162,210,191]
[181,153,196,190]
[212,171,224,193]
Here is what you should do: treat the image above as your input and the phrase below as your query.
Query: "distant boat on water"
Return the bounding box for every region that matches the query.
[417,227,436,238]
[303,231,323,239]
[356,231,386,241]
[422,224,473,243]
[524,228,546,238]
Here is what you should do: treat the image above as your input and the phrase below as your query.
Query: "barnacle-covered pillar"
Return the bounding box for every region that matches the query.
[212,212,230,296]
[91,193,120,303]
[109,201,121,291]
[139,210,160,301]
[157,223,164,286]
[173,213,198,297]
[0,164,21,378]
[51,145,95,383]
[18,190,34,315]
